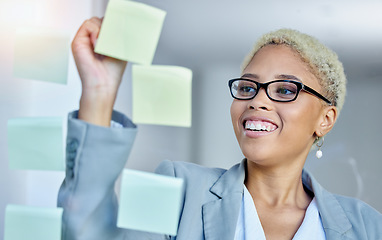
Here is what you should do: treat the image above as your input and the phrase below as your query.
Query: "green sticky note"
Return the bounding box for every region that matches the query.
[132,65,192,127]
[117,169,184,236]
[4,205,63,240]
[7,117,65,171]
[95,0,166,65]
[13,28,70,84]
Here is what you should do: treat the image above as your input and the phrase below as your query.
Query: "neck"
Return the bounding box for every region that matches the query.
[245,160,312,209]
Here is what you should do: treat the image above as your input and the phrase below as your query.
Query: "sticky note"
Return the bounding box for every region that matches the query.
[95,0,166,65]
[7,117,65,171]
[4,205,63,240]
[117,169,184,236]
[132,65,192,127]
[13,27,70,84]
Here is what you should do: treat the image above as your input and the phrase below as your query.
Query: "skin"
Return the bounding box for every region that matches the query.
[73,17,338,240]
[72,17,127,126]
[231,45,337,239]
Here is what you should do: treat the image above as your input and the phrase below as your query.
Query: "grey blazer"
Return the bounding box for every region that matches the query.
[58,111,382,240]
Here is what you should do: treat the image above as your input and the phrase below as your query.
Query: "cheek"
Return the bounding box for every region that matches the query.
[230,101,243,129]
[230,100,242,116]
[280,101,321,136]
[230,102,237,127]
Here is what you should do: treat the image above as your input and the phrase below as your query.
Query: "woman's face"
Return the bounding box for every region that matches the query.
[231,45,328,167]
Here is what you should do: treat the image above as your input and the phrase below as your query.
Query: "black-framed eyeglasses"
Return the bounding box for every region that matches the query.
[228,78,332,104]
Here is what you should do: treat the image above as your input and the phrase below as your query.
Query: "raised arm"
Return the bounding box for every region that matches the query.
[58,18,166,240]
[72,17,126,126]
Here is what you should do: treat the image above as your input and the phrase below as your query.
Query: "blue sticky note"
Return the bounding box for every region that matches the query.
[13,27,70,84]
[95,0,166,65]
[7,117,65,171]
[132,65,193,127]
[117,169,184,235]
[4,205,63,240]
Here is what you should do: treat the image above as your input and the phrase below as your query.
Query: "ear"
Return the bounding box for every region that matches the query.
[315,105,338,137]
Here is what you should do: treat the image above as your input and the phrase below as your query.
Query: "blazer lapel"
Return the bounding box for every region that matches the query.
[202,160,246,240]
[302,170,352,239]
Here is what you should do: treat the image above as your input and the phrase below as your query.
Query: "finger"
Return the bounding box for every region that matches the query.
[72,17,102,52]
[89,16,102,26]
[88,17,102,47]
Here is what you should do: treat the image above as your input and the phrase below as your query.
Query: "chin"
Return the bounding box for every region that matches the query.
[240,145,272,163]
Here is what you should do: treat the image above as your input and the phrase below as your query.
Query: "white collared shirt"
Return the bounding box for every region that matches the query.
[234,185,326,240]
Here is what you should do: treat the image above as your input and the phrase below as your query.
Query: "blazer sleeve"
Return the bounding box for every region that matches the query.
[57,111,167,240]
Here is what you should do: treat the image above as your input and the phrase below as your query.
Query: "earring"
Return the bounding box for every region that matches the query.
[315,137,324,159]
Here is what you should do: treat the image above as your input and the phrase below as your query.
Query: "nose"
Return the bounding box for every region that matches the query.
[247,88,272,110]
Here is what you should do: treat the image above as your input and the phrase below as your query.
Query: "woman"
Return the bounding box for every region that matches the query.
[58,17,382,239]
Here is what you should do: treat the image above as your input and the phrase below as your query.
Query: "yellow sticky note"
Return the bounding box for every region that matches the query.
[117,169,184,236]
[4,205,63,240]
[95,0,166,65]
[13,28,70,84]
[7,117,65,171]
[132,65,192,127]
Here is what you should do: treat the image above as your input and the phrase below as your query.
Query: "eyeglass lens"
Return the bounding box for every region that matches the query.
[231,80,299,101]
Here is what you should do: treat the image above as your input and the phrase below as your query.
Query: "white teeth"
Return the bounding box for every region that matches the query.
[245,121,275,131]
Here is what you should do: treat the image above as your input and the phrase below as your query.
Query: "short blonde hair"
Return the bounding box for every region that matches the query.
[241,29,347,114]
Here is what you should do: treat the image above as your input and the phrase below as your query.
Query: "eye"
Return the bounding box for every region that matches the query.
[231,80,258,98]
[276,86,296,95]
[270,82,299,100]
[238,84,256,96]
[240,86,254,93]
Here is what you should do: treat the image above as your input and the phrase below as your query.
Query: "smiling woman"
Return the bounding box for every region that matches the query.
[230,42,341,239]
[57,19,382,240]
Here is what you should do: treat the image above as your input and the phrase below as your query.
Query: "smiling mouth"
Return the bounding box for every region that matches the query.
[243,120,278,132]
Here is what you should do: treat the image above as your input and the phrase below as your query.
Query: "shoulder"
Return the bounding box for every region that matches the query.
[303,170,382,237]
[328,193,382,238]
[334,194,382,224]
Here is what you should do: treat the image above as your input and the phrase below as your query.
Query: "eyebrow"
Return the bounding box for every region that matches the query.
[241,73,259,79]
[275,74,302,82]
[241,73,302,82]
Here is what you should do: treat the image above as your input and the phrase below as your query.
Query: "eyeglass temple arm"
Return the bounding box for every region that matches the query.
[303,85,332,105]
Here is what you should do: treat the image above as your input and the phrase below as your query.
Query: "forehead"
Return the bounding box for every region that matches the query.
[243,45,320,88]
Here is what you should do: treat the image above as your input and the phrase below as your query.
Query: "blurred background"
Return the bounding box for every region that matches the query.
[0,0,381,236]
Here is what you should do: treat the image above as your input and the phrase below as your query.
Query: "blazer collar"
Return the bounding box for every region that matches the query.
[202,161,353,239]
[202,159,246,240]
[210,159,246,198]
[302,169,352,238]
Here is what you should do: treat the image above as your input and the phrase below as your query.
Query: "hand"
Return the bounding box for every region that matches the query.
[72,17,127,126]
